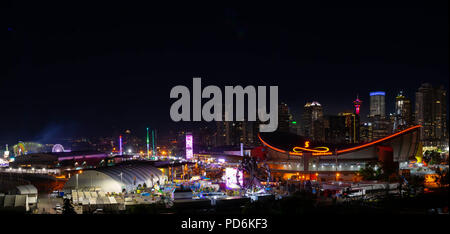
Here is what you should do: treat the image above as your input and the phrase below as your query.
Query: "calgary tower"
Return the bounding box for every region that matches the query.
[353,95,362,115]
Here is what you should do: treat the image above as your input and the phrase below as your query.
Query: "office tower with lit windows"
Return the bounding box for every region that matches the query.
[369,91,386,118]
[278,102,292,133]
[338,112,360,144]
[368,91,390,140]
[322,112,359,144]
[360,122,373,143]
[323,115,346,144]
[278,102,299,135]
[415,83,448,148]
[371,116,391,140]
[301,101,323,141]
[394,91,413,131]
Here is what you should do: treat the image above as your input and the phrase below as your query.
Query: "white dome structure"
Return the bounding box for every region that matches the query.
[64,161,166,193]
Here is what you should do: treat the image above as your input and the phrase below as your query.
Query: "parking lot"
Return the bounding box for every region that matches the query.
[37,194,63,214]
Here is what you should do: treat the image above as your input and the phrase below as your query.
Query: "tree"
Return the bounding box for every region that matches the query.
[435,167,449,187]
[407,175,425,196]
[429,151,442,165]
[62,198,76,215]
[358,163,382,180]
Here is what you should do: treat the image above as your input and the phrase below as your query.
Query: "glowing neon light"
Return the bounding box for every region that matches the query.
[370,91,385,96]
[258,134,299,155]
[312,152,333,156]
[186,133,193,160]
[336,125,421,154]
[293,146,330,153]
[353,96,362,115]
[52,144,65,153]
[119,135,123,155]
[305,141,310,148]
[146,128,150,157]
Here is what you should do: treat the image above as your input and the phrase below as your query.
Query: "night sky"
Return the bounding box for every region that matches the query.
[0,2,448,144]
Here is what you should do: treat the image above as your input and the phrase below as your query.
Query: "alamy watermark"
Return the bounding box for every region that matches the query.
[170,78,279,132]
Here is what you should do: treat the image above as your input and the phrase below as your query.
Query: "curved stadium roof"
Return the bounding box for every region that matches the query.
[259,125,421,160]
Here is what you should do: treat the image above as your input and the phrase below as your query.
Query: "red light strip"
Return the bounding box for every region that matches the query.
[336,125,421,154]
[293,146,330,153]
[258,134,303,155]
[258,134,287,153]
[258,125,421,156]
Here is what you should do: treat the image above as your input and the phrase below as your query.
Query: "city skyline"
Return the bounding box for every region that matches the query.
[0,84,447,144]
[1,3,448,142]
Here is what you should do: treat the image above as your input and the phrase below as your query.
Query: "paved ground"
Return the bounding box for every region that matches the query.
[37,194,63,214]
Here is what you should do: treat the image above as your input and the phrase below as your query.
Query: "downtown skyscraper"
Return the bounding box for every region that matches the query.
[394,91,413,130]
[369,91,386,118]
[301,101,324,141]
[415,83,448,148]
[368,91,390,140]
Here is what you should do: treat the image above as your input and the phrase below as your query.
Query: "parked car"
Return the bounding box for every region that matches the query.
[93,209,103,214]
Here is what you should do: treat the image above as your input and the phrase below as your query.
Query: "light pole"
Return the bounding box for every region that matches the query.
[152,130,155,157]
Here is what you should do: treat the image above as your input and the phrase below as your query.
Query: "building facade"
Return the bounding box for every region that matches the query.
[415,83,448,148]
[301,101,323,141]
[394,91,413,130]
[369,91,386,118]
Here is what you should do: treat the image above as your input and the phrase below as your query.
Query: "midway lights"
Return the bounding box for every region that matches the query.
[258,125,422,156]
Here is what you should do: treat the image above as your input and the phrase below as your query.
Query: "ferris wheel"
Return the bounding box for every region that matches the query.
[52,144,65,153]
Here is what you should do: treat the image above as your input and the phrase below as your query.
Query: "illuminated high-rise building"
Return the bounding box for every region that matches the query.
[415,83,448,148]
[394,91,412,130]
[338,112,360,144]
[360,122,373,143]
[371,116,391,140]
[278,102,292,133]
[301,101,323,140]
[369,91,386,118]
[323,112,360,144]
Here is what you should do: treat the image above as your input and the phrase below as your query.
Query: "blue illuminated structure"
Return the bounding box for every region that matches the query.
[370,91,385,96]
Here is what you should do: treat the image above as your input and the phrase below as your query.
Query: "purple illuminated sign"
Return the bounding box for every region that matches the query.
[186,133,193,160]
